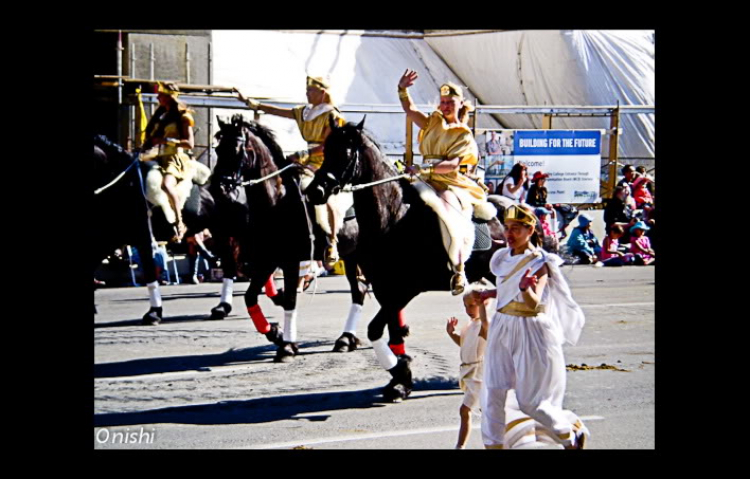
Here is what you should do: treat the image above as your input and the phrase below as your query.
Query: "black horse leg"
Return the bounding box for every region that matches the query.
[264,269,285,307]
[138,241,163,325]
[333,255,365,352]
[387,309,410,357]
[244,263,285,349]
[368,292,417,402]
[270,261,302,363]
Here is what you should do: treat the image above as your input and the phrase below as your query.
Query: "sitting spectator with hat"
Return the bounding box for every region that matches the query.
[629,221,655,265]
[526,171,551,208]
[566,213,601,264]
[535,206,559,253]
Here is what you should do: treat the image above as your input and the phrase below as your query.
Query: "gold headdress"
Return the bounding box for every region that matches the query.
[157,81,180,99]
[306,76,331,90]
[504,204,537,227]
[440,82,464,99]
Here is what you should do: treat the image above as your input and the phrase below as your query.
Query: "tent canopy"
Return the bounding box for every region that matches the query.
[212,30,654,160]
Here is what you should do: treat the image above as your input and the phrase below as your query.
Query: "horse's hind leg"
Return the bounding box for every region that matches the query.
[269,261,304,363]
[332,256,366,353]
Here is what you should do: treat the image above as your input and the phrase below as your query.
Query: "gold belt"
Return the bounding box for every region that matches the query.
[497,301,546,317]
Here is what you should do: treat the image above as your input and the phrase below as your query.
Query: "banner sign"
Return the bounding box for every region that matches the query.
[480,130,602,204]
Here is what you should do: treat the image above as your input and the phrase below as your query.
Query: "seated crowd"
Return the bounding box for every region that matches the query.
[495,163,656,266]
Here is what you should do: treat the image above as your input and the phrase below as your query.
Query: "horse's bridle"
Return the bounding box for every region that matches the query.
[218,130,256,193]
[321,144,361,196]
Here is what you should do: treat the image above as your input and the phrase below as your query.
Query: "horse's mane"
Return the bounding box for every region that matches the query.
[353,127,406,230]
[216,115,289,208]
[244,119,288,169]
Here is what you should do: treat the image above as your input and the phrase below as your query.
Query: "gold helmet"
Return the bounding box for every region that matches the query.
[504,204,537,227]
[440,82,463,99]
[157,81,181,99]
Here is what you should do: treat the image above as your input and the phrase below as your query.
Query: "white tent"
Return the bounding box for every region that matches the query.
[212,30,654,162]
[424,30,655,160]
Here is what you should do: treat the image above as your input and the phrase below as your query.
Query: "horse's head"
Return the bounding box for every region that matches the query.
[306,116,366,205]
[213,114,283,205]
[214,115,254,183]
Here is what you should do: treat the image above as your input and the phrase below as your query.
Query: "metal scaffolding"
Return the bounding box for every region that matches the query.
[95,74,654,204]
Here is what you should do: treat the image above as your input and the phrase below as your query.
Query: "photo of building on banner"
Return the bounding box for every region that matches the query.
[478,130,603,204]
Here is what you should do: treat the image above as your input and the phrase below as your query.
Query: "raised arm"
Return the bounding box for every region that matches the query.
[446,317,462,347]
[518,265,549,311]
[235,89,295,119]
[398,69,429,130]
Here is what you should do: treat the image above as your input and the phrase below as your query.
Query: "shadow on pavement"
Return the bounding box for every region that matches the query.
[94,341,342,378]
[93,378,459,427]
[94,314,215,329]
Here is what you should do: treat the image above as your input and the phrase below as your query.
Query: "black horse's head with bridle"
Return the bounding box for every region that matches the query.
[306,116,367,206]
[213,114,287,208]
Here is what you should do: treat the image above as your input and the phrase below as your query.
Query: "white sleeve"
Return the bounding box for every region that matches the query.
[544,254,586,346]
[502,178,516,197]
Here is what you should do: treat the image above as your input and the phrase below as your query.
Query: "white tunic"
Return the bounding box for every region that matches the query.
[459,319,486,412]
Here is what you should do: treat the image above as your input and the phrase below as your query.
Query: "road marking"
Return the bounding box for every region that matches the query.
[580,302,654,308]
[247,416,605,449]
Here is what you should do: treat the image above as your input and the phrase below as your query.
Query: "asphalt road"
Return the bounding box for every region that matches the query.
[94,264,655,449]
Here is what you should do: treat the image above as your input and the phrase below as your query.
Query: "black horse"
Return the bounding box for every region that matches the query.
[306,118,499,401]
[212,114,367,362]
[93,135,212,324]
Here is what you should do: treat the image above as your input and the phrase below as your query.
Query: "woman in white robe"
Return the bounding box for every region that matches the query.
[477,204,590,449]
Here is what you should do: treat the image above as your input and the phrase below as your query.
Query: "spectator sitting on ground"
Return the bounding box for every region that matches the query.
[604,185,638,246]
[629,221,655,265]
[535,206,559,252]
[596,224,635,267]
[566,213,601,264]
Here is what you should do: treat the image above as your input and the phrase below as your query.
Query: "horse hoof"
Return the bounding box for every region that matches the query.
[274,342,298,363]
[382,382,409,403]
[142,307,162,326]
[209,302,232,320]
[265,323,285,347]
[333,332,360,352]
[390,354,414,389]
[333,335,350,352]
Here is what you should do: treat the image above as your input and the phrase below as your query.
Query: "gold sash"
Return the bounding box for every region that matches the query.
[500,250,542,284]
[496,250,544,316]
[497,301,546,317]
